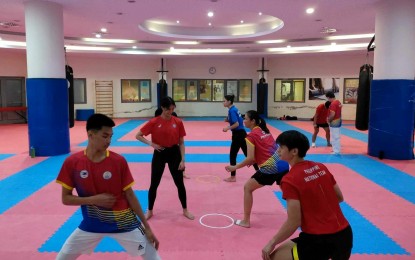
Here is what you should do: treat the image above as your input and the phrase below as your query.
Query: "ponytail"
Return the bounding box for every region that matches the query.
[246,110,269,133]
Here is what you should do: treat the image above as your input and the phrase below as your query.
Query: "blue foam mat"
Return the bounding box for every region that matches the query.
[274,191,408,255]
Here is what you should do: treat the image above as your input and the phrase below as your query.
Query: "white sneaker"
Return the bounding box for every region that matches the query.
[311,143,316,148]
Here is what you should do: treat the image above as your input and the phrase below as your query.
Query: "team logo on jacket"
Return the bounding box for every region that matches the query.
[172,123,177,128]
[103,171,112,180]
[80,170,88,178]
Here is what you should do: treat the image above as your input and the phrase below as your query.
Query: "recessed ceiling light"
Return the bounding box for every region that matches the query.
[176,20,180,24]
[95,33,101,38]
[170,46,175,50]
[207,11,214,17]
[258,12,262,16]
[100,28,107,33]
[331,42,336,46]
[306,8,315,14]
[287,45,291,48]
[208,22,212,26]
[132,46,137,49]
[240,20,244,24]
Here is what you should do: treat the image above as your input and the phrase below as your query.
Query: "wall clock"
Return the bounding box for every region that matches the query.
[209,66,216,74]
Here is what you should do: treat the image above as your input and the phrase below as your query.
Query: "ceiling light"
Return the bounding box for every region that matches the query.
[287,45,291,48]
[173,41,198,45]
[207,11,214,17]
[83,38,136,43]
[306,8,315,14]
[326,33,374,40]
[321,27,337,34]
[95,33,101,38]
[100,28,107,33]
[65,45,112,51]
[176,20,180,24]
[170,46,175,51]
[257,39,285,44]
[258,12,262,16]
[173,48,232,54]
[0,40,26,48]
[331,42,336,46]
[132,46,137,49]
[208,23,212,26]
[240,20,244,24]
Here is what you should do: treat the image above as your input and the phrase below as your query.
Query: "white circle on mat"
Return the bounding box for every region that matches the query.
[199,213,234,229]
[195,175,221,183]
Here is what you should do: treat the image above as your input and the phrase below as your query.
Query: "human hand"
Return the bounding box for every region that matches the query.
[225,165,236,172]
[223,127,229,132]
[93,193,116,208]
[178,161,185,171]
[145,228,159,250]
[150,142,165,152]
[261,242,274,260]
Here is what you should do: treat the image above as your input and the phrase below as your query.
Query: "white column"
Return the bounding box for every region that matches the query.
[373,0,415,80]
[25,0,65,78]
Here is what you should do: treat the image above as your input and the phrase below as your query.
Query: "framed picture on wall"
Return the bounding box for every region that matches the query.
[238,79,252,102]
[172,79,186,101]
[199,79,212,101]
[226,80,238,98]
[212,80,225,101]
[281,81,292,101]
[275,78,306,102]
[139,80,151,102]
[309,78,340,100]
[121,79,139,103]
[343,78,359,104]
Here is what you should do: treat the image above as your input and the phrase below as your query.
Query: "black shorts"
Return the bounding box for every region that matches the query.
[316,123,329,128]
[251,170,287,186]
[291,225,353,260]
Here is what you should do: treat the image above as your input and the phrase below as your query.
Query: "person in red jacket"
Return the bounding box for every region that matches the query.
[262,130,352,260]
[311,101,331,148]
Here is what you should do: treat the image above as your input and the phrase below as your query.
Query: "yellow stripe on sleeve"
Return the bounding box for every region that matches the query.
[123,182,135,191]
[56,180,73,190]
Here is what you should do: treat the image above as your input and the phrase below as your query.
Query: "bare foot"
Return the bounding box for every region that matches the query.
[146,210,153,220]
[183,173,190,179]
[224,176,236,182]
[234,219,250,228]
[183,210,195,220]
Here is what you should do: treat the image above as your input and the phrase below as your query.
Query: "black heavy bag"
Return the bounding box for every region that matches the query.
[257,79,268,117]
[355,64,373,130]
[66,65,75,128]
[157,79,168,108]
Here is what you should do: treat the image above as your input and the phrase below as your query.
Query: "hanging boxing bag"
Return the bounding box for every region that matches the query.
[257,80,268,117]
[355,64,373,130]
[66,65,75,128]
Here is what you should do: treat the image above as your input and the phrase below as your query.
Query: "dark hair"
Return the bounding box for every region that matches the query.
[224,94,235,104]
[324,101,331,108]
[160,96,176,109]
[86,113,115,132]
[154,107,162,117]
[325,92,335,98]
[245,110,269,133]
[276,130,310,158]
[155,107,178,117]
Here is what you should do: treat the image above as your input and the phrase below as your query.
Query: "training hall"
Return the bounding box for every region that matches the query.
[0,0,414,259]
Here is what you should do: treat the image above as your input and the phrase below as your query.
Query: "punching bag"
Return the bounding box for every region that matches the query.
[66,65,75,128]
[355,64,373,130]
[157,79,168,108]
[257,78,268,117]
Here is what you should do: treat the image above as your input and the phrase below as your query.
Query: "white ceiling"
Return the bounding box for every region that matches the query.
[0,0,379,57]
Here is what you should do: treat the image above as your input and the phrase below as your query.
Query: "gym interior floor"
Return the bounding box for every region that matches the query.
[0,118,414,259]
